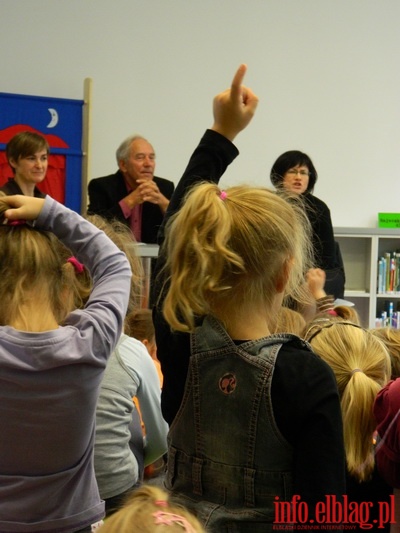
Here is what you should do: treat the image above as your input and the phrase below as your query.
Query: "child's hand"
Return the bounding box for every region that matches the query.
[306,268,327,300]
[211,64,259,141]
[0,195,46,222]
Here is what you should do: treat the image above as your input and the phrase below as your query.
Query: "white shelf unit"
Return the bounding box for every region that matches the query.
[334,227,400,328]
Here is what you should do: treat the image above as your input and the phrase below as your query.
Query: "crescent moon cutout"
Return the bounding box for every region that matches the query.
[47,108,59,128]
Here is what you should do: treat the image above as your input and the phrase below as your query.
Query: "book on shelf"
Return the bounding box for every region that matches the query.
[376,304,400,329]
[377,251,400,294]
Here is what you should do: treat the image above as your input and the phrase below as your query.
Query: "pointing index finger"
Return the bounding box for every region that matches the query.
[231,64,248,98]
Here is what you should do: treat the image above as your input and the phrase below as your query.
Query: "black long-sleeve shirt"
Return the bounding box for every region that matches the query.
[153,129,346,520]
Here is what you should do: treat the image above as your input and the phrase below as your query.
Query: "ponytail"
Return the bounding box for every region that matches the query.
[163,182,312,332]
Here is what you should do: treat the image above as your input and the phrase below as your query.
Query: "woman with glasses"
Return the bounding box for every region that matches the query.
[270,150,345,299]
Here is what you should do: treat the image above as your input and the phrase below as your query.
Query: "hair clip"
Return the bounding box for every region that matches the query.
[305,320,364,343]
[153,511,197,532]
[220,191,227,201]
[67,256,85,274]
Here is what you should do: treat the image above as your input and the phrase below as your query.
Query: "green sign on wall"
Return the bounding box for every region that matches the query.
[379,213,400,228]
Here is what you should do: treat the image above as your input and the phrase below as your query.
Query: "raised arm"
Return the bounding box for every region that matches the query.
[2,194,131,362]
[153,65,258,423]
[159,64,259,238]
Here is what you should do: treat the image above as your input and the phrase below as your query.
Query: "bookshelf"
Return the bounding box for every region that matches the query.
[334,228,400,328]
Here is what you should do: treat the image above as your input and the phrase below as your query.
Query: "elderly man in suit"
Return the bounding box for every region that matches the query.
[87,135,174,243]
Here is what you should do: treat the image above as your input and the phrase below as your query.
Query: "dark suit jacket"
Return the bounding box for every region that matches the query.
[87,170,175,244]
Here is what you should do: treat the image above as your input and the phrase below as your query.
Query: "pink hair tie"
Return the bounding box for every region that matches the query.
[67,256,85,274]
[154,500,168,507]
[153,511,197,532]
[7,219,27,226]
[220,191,227,201]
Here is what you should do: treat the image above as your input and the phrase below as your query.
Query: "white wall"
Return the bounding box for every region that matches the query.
[1,0,399,227]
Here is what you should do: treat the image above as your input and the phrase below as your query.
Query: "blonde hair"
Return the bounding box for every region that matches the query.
[370,327,400,380]
[304,318,391,482]
[85,215,143,316]
[162,183,312,332]
[99,485,205,533]
[52,239,92,313]
[274,306,307,336]
[0,209,73,326]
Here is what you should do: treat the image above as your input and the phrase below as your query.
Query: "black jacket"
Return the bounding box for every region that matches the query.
[87,170,174,244]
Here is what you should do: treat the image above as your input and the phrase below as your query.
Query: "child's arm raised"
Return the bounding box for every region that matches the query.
[2,194,132,361]
[158,64,259,241]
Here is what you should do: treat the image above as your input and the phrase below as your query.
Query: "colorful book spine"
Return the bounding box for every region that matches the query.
[376,306,400,328]
[377,251,400,294]
[385,252,391,292]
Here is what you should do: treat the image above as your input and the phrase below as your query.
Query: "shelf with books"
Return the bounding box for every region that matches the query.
[334,228,400,328]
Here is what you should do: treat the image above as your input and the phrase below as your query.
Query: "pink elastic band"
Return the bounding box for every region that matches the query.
[220,191,227,201]
[154,500,168,507]
[153,511,197,532]
[7,219,27,226]
[67,256,85,274]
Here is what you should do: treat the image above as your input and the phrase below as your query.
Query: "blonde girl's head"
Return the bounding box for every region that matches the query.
[99,485,205,533]
[304,318,391,482]
[162,183,313,332]
[0,222,71,327]
[86,215,144,315]
[274,306,307,336]
[370,327,400,380]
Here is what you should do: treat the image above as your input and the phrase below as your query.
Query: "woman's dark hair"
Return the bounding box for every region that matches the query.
[270,150,318,194]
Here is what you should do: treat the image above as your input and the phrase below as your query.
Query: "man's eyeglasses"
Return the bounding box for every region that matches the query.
[286,169,310,177]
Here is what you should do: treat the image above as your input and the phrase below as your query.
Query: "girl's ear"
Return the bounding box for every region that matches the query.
[142,338,158,360]
[275,258,292,293]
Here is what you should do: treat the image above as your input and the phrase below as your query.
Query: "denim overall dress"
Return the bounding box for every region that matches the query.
[165,316,295,532]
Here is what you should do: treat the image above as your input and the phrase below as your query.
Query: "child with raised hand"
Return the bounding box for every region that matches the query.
[0,194,132,532]
[153,65,345,531]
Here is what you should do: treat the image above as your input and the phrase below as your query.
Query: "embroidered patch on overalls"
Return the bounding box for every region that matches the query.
[219,373,237,394]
